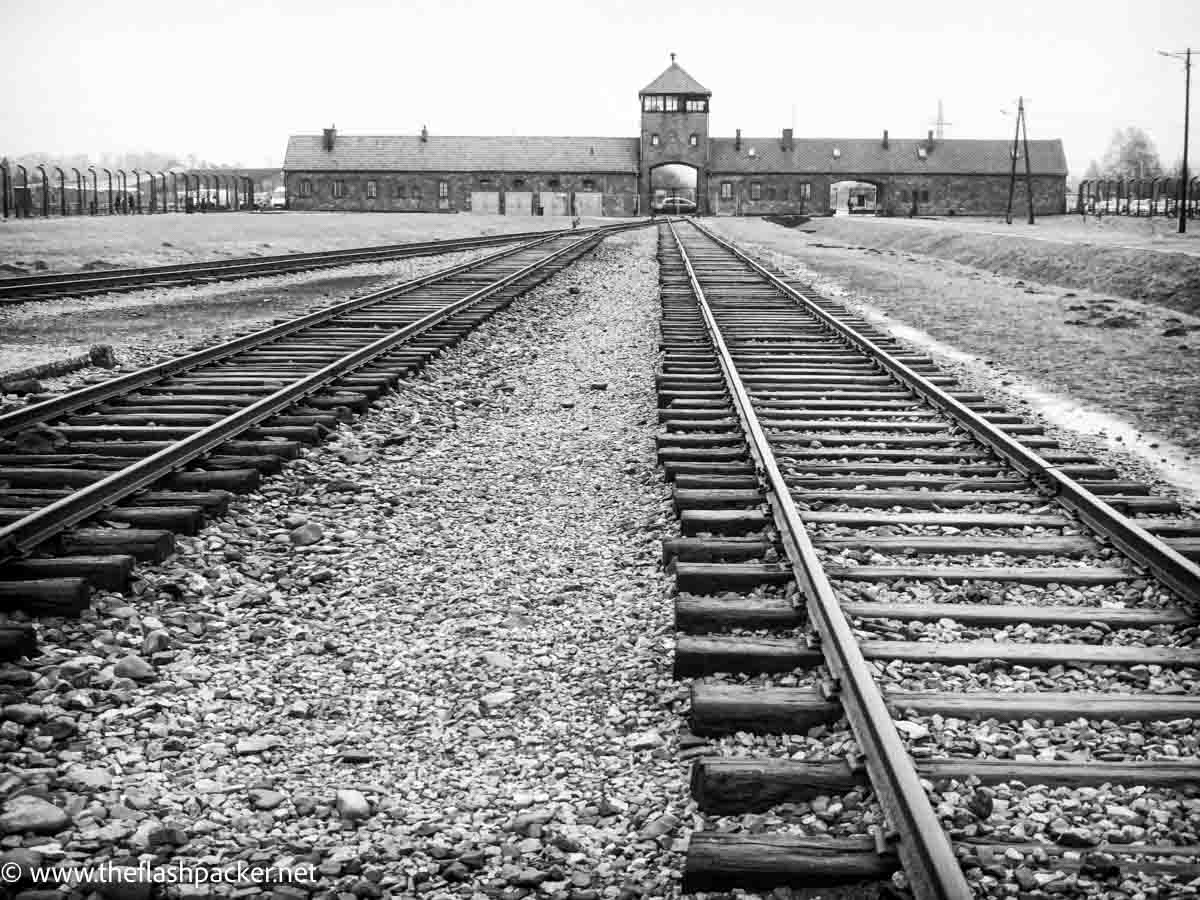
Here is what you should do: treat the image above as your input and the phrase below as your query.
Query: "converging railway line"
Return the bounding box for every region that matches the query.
[0,224,643,645]
[0,225,616,305]
[657,220,1200,897]
[0,213,1198,896]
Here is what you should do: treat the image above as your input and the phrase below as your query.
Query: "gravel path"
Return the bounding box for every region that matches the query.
[0,229,693,898]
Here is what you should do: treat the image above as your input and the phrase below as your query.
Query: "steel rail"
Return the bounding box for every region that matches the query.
[0,222,645,301]
[0,234,570,439]
[0,230,609,566]
[689,220,1200,605]
[665,220,972,900]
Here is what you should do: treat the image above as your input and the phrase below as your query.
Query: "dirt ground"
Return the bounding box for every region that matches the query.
[780,214,1200,314]
[704,216,1200,482]
[0,212,605,275]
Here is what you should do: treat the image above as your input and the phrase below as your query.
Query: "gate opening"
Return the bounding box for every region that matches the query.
[651,164,698,213]
[830,181,877,215]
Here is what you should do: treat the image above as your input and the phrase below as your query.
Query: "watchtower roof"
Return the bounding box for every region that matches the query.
[639,57,711,96]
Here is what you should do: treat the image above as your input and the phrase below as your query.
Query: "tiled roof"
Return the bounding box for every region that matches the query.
[639,61,711,96]
[283,135,639,173]
[709,137,1068,176]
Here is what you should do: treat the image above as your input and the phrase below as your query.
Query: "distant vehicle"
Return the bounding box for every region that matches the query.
[656,196,697,215]
[268,187,287,209]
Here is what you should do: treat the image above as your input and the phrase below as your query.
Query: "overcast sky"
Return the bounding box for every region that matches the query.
[4,0,1197,175]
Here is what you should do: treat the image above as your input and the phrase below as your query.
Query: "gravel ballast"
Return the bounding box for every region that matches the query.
[0,229,694,897]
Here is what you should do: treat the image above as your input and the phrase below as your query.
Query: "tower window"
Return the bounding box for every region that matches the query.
[686,98,707,113]
[366,181,377,199]
[689,133,698,147]
[720,182,732,200]
[663,95,679,112]
[750,182,762,201]
[642,95,664,112]
[650,134,660,147]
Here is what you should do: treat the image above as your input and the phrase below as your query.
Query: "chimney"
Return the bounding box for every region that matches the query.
[882,129,889,149]
[927,129,934,148]
[420,125,429,143]
[782,128,794,152]
[735,128,742,151]
[322,126,336,152]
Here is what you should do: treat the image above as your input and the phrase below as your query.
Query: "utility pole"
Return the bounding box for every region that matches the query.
[1160,47,1192,233]
[1005,98,1022,224]
[1005,97,1035,224]
[1021,98,1036,224]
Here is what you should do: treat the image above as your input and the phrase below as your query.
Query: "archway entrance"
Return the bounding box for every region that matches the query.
[650,163,698,213]
[830,181,878,215]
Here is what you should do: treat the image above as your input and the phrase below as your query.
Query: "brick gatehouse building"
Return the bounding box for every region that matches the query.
[282,58,1068,217]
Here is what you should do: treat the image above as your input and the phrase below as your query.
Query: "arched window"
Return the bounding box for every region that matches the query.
[689,134,698,147]
[650,134,660,147]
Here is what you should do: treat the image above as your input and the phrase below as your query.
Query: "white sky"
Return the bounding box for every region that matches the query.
[3,0,1198,175]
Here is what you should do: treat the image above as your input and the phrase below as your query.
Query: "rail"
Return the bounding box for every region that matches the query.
[688,219,1200,605]
[665,219,973,900]
[0,224,644,565]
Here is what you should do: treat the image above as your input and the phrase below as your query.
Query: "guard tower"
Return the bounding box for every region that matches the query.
[639,54,711,213]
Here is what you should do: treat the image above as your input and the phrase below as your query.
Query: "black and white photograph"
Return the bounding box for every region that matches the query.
[0,1,1198,898]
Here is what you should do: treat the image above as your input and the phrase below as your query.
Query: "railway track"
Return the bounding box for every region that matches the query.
[655,220,1200,898]
[0,225,627,305]
[0,224,641,648]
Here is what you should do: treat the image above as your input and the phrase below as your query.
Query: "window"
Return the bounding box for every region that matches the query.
[720,182,732,200]
[919,189,930,204]
[798,182,811,204]
[688,133,698,147]
[750,182,762,201]
[512,178,526,189]
[366,181,377,199]
[412,187,422,205]
[478,178,493,187]
[332,181,346,199]
[439,181,449,199]
[767,188,776,201]
[582,179,595,191]
[299,180,313,197]
[650,134,660,147]
[663,95,679,112]
[642,95,664,112]
[394,184,406,198]
[685,98,707,113]
[548,178,560,188]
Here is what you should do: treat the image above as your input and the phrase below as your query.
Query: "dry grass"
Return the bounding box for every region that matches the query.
[0,212,604,275]
[706,217,1200,458]
[789,215,1200,314]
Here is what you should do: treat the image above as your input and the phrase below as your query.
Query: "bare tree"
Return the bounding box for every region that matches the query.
[1099,127,1163,179]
